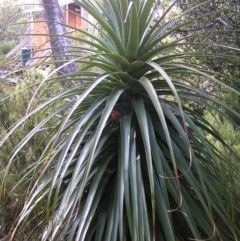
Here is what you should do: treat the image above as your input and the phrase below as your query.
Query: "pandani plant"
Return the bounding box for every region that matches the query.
[1,0,240,240]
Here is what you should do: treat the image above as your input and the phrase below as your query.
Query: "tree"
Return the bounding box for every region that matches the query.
[172,0,240,79]
[175,0,240,124]
[41,0,78,86]
[1,0,240,240]
[0,0,28,43]
[0,0,28,57]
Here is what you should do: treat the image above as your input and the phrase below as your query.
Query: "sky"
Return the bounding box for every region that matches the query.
[0,0,41,4]
[0,0,74,7]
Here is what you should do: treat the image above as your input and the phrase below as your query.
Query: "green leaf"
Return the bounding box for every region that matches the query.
[125,2,139,62]
[132,97,155,239]
[119,113,132,240]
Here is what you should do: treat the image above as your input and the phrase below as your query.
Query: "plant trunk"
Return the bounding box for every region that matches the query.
[41,0,78,87]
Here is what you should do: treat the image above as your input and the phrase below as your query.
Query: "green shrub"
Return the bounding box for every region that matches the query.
[0,41,15,55]
[205,111,240,185]
[0,69,60,238]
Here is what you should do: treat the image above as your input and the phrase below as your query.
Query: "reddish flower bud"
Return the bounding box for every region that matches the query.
[110,110,120,122]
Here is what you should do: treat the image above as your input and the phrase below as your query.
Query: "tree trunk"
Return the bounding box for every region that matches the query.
[41,0,78,87]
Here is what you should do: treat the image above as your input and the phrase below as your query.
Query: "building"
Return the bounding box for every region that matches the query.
[30,0,95,50]
[5,0,96,71]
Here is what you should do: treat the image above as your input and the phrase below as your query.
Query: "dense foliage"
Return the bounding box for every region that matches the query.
[0,0,28,43]
[175,0,240,123]
[177,0,239,71]
[0,69,60,238]
[205,111,240,181]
